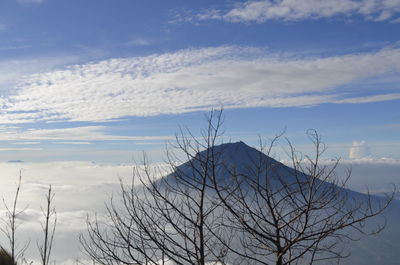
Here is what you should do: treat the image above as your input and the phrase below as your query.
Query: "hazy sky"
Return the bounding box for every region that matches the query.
[0,1,399,263]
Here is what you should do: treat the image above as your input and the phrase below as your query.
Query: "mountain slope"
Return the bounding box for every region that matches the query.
[160,141,399,265]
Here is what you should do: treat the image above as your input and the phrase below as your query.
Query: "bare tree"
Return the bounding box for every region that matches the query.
[37,185,57,265]
[1,170,29,264]
[81,110,229,265]
[212,129,393,265]
[81,110,392,265]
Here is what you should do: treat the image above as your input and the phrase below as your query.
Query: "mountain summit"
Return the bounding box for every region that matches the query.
[167,141,302,187]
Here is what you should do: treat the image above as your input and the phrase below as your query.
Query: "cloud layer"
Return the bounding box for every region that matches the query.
[0,160,170,263]
[0,46,399,124]
[0,157,398,264]
[197,0,400,23]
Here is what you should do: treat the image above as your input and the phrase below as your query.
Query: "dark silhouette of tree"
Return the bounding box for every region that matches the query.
[1,173,57,265]
[81,110,393,265]
[81,110,228,265]
[1,171,29,265]
[37,185,57,265]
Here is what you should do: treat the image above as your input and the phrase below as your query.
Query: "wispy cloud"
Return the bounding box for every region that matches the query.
[0,126,173,141]
[0,147,42,151]
[53,141,93,145]
[0,46,399,124]
[12,141,40,145]
[195,0,400,23]
[334,93,400,104]
[125,36,152,47]
[16,0,45,5]
[391,17,400,23]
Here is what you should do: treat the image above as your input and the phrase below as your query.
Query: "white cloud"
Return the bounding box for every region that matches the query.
[0,157,398,263]
[349,140,371,159]
[0,161,138,211]
[0,46,399,124]
[308,157,400,194]
[197,0,400,23]
[0,126,173,141]
[280,156,400,195]
[0,161,125,263]
[0,55,81,93]
[334,93,400,104]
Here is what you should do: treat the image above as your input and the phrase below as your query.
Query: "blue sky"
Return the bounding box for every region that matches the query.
[0,1,400,263]
[0,0,399,163]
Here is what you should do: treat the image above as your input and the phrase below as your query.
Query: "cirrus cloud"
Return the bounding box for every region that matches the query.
[0,46,399,124]
[196,0,400,23]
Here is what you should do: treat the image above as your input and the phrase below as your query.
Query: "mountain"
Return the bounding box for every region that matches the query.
[166,141,305,186]
[162,141,400,265]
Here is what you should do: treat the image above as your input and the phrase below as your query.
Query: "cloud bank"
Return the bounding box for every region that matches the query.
[0,161,170,263]
[197,0,400,23]
[0,157,398,264]
[0,46,399,124]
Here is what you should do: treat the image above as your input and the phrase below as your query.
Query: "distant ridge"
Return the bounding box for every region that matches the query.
[7,160,24,163]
